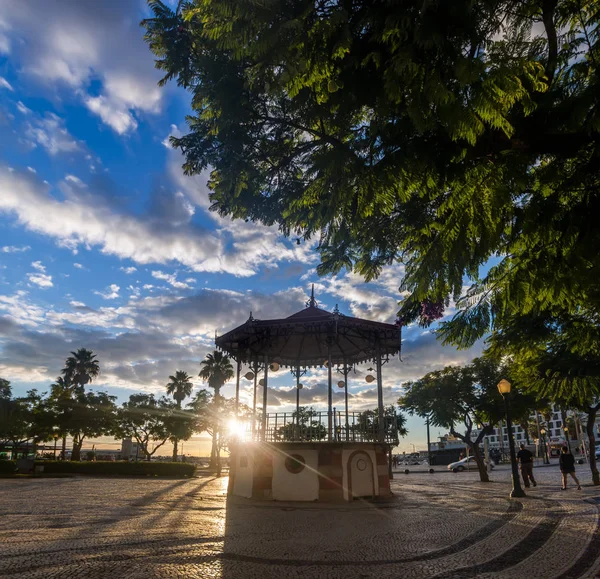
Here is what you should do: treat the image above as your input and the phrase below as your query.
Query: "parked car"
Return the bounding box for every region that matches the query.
[447,456,494,472]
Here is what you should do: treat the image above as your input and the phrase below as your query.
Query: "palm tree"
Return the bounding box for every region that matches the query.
[61,349,100,460]
[62,349,100,392]
[199,351,234,475]
[166,371,194,462]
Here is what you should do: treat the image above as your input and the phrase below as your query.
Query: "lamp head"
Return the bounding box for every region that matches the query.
[244,371,255,381]
[497,379,511,395]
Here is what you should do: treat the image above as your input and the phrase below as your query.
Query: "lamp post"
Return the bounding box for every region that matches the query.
[540,427,550,464]
[497,379,526,498]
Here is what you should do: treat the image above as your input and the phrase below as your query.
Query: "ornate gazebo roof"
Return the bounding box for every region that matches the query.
[215,288,401,367]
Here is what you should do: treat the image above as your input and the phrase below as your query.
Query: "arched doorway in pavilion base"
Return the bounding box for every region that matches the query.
[228,441,391,502]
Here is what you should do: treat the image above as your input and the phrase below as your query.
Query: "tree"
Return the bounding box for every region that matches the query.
[198,351,234,474]
[143,1,600,360]
[166,370,194,461]
[62,349,100,392]
[511,353,600,485]
[400,357,536,482]
[0,385,53,458]
[64,390,117,461]
[275,406,327,441]
[117,394,177,461]
[188,390,252,466]
[48,376,74,460]
[352,406,408,446]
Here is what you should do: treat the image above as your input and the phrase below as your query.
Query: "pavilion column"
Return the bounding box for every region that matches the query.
[344,363,349,442]
[252,362,258,439]
[262,355,269,441]
[296,365,300,421]
[327,347,333,442]
[234,358,241,417]
[376,344,385,443]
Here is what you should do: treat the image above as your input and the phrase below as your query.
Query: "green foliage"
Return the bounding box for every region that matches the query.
[399,357,536,440]
[198,351,234,396]
[61,349,100,389]
[275,406,327,441]
[34,460,196,477]
[143,0,600,398]
[166,370,194,408]
[117,394,180,460]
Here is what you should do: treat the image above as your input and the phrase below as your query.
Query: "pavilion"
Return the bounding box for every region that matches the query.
[216,287,402,501]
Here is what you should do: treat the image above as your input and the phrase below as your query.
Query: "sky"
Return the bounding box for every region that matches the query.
[0,0,482,456]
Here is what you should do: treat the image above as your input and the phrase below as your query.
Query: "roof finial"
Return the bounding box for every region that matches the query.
[305,284,317,308]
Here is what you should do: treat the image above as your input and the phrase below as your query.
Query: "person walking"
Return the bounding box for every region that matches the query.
[517,443,537,488]
[559,446,582,490]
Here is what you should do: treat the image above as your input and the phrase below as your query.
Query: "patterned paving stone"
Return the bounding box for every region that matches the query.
[0,464,598,578]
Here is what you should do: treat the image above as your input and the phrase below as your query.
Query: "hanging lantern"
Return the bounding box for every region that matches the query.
[365,374,375,383]
[323,360,329,367]
[259,378,265,386]
[297,383,303,390]
[269,362,280,372]
[244,371,255,381]
[337,381,345,389]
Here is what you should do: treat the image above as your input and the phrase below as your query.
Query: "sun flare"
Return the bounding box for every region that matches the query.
[227,419,248,438]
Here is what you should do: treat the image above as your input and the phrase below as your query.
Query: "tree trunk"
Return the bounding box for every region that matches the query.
[471,443,490,483]
[71,438,83,461]
[61,435,67,460]
[586,405,600,486]
[215,430,222,477]
[172,438,178,462]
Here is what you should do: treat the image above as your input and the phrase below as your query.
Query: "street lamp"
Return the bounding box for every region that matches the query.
[540,427,550,464]
[497,379,526,498]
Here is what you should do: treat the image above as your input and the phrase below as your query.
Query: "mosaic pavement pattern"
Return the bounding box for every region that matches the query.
[0,465,599,578]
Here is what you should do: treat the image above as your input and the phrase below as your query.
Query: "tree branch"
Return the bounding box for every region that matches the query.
[542,0,559,84]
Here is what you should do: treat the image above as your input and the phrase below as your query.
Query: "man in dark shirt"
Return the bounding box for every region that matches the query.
[517,443,537,487]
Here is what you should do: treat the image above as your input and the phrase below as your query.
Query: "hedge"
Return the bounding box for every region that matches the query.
[0,460,17,474]
[34,460,196,477]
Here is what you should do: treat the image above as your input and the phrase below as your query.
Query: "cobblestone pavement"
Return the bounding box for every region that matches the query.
[1,464,599,578]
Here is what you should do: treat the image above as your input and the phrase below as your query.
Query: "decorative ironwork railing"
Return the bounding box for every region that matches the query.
[233,410,400,444]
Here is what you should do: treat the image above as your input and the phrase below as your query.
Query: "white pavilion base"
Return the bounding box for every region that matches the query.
[228,441,391,502]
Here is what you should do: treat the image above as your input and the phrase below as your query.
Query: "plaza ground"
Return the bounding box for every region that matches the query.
[0,464,599,578]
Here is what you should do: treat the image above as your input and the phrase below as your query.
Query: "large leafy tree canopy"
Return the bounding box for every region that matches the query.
[143,0,599,347]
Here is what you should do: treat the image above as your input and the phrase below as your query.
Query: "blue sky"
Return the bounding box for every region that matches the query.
[0,0,481,453]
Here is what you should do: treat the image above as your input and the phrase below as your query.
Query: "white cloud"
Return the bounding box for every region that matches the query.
[16,101,32,115]
[31,261,46,272]
[119,266,137,274]
[0,76,13,91]
[69,300,86,307]
[64,174,84,185]
[27,272,53,288]
[84,94,138,135]
[151,270,191,290]
[0,167,269,276]
[73,262,84,269]
[94,284,120,300]
[24,113,80,155]
[1,245,30,253]
[2,3,163,134]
